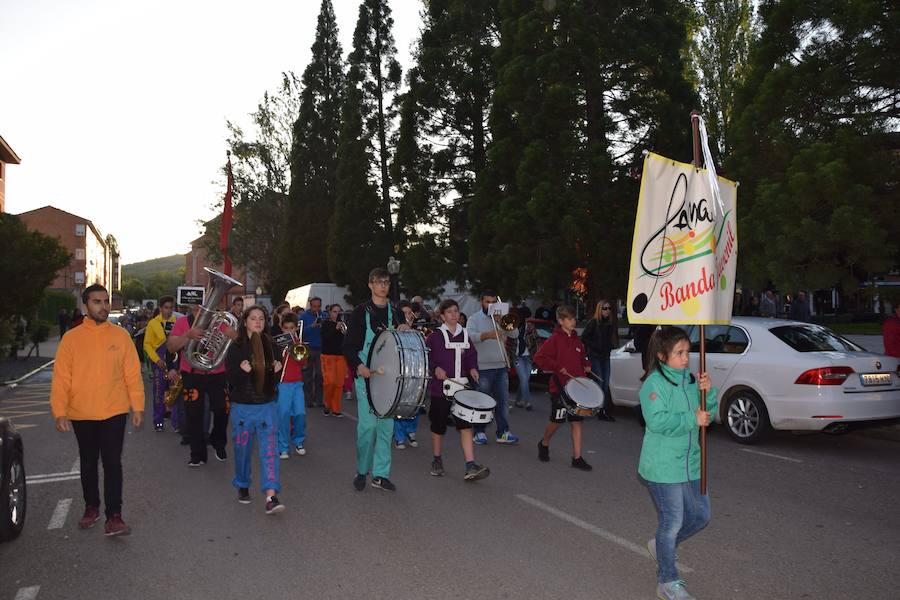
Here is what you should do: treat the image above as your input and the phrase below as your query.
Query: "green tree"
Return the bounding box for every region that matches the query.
[730,0,899,291]
[278,0,346,294]
[329,57,388,303]
[121,278,147,304]
[205,73,302,296]
[397,1,500,280]
[691,0,755,157]
[348,0,402,242]
[0,214,71,321]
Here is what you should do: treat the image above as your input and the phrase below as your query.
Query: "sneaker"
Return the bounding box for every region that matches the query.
[343,391,353,401]
[353,473,367,491]
[430,458,445,477]
[214,447,227,462]
[238,488,251,504]
[371,476,396,492]
[104,514,131,536]
[407,433,418,448]
[496,431,519,445]
[295,444,306,456]
[473,432,488,446]
[395,441,406,450]
[525,402,533,411]
[514,399,525,408]
[279,451,290,460]
[323,408,331,416]
[78,506,101,529]
[154,423,164,432]
[333,412,344,418]
[571,456,593,471]
[188,459,205,467]
[265,496,285,514]
[537,441,550,462]
[464,463,490,481]
[647,538,657,562]
[657,580,696,600]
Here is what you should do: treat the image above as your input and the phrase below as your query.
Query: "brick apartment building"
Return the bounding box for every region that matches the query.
[185,223,254,307]
[16,206,122,308]
[0,134,22,214]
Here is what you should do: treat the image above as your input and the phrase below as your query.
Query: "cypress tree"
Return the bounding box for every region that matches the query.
[348,0,402,244]
[278,0,345,294]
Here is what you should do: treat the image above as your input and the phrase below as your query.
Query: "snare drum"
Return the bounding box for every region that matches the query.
[561,377,604,417]
[450,390,496,424]
[365,329,429,418]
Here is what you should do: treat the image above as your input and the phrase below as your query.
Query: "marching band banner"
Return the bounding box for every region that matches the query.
[626,152,738,325]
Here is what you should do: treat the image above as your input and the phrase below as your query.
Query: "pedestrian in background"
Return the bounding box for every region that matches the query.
[321,303,348,417]
[884,303,900,358]
[50,284,144,536]
[790,291,811,322]
[58,308,69,338]
[581,299,619,422]
[638,326,718,600]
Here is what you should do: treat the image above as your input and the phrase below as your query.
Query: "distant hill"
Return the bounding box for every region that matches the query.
[123,254,184,279]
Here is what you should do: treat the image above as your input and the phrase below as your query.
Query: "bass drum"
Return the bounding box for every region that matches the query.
[365,329,429,418]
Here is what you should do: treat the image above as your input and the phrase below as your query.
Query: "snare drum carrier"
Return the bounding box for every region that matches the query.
[438,324,497,424]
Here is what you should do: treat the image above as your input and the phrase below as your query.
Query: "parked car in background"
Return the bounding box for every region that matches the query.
[0,417,26,541]
[609,317,900,444]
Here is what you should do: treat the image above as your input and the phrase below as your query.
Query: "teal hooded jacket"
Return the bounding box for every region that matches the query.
[638,363,719,484]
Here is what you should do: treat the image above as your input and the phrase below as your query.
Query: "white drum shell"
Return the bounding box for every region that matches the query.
[450,390,496,424]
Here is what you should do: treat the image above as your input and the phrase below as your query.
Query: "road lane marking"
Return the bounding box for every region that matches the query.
[26,475,81,485]
[515,493,694,574]
[47,498,73,529]
[740,448,803,463]
[15,586,40,600]
[28,471,82,480]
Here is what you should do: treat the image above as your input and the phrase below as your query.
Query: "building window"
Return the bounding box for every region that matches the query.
[75,224,86,236]
[75,248,85,260]
[74,271,85,284]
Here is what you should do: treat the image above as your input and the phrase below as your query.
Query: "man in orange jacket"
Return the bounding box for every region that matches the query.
[51,284,145,536]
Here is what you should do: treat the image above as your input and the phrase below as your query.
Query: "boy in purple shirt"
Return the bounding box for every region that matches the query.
[425,299,488,481]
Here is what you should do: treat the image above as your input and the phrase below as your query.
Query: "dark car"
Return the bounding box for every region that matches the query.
[0,417,26,541]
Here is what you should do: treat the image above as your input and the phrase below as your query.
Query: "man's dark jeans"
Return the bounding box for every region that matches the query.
[72,413,127,518]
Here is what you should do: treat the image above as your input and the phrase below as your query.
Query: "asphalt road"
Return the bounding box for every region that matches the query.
[2,370,899,600]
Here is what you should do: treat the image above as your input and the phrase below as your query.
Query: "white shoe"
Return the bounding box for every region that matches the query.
[279,451,290,460]
[295,444,306,456]
[407,433,418,448]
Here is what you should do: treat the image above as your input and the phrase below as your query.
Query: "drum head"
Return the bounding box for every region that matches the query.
[453,390,496,410]
[366,331,402,416]
[564,377,603,409]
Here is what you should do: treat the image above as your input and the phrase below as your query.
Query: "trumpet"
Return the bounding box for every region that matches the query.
[290,321,310,362]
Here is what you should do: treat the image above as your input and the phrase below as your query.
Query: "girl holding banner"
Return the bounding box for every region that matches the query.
[638,327,717,600]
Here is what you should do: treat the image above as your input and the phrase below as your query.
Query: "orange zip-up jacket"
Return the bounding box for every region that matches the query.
[50,318,145,420]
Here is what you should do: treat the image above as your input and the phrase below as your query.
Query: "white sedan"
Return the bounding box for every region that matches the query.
[609,317,900,444]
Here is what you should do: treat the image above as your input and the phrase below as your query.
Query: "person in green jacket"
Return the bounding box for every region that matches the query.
[639,326,718,600]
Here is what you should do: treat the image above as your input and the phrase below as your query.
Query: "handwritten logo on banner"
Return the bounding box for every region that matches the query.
[626,153,738,325]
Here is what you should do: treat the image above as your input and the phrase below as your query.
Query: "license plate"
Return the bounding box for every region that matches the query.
[860,373,892,386]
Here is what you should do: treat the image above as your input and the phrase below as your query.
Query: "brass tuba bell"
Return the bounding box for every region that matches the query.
[500,313,519,332]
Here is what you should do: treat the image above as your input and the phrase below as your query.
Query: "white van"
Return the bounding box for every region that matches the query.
[284,283,352,310]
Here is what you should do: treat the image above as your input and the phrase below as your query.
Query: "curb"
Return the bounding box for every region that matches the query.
[1,359,55,389]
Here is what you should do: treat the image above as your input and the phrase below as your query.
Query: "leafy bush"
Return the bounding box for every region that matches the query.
[38,290,76,324]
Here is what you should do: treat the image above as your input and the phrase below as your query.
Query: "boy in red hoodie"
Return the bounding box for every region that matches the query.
[533,305,593,471]
[277,312,308,459]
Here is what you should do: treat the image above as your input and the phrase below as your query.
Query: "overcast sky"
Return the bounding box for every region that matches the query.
[0,0,420,264]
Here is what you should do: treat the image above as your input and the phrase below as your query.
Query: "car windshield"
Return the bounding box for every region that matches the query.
[769,324,863,352]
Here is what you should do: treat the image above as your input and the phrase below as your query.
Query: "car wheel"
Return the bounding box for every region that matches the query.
[723,389,770,444]
[0,447,26,542]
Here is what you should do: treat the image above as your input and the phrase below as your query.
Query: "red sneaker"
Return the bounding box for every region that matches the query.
[78,506,101,529]
[104,514,131,536]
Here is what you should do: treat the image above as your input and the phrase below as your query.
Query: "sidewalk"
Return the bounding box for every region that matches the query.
[1,337,60,383]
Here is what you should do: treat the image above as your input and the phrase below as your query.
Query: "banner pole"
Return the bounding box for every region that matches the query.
[691,110,708,496]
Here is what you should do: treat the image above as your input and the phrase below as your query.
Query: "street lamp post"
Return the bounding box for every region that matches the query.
[386,256,401,304]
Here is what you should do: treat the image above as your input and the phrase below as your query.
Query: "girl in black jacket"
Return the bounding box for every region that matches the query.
[580,299,619,421]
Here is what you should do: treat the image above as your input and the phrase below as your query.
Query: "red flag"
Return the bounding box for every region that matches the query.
[220,154,233,276]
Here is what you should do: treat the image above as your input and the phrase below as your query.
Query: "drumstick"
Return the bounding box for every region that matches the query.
[564,373,590,389]
[446,377,468,387]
